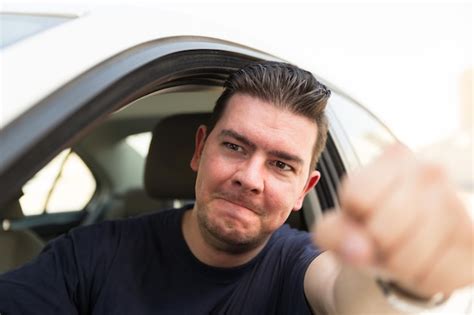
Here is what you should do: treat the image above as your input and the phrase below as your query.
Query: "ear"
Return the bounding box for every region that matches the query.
[190,125,208,171]
[292,170,321,211]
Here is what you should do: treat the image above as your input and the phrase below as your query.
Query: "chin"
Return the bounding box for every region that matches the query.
[210,228,269,254]
[211,215,259,241]
[197,207,268,253]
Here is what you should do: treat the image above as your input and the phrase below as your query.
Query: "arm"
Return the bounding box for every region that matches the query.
[305,144,473,314]
[304,252,402,315]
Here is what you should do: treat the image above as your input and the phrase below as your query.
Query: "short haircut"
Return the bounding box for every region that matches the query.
[208,61,331,169]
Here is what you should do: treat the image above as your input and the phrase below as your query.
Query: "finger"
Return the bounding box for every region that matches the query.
[365,162,446,256]
[339,143,416,220]
[416,225,474,296]
[415,197,474,296]
[314,211,375,266]
[381,175,457,286]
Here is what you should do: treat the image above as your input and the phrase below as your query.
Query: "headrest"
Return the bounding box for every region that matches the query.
[1,197,24,220]
[144,113,211,200]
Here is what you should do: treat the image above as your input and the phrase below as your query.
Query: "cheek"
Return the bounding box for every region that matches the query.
[270,177,305,204]
[263,182,301,220]
[196,154,233,191]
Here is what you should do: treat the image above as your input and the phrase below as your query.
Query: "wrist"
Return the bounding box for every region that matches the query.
[377,279,448,313]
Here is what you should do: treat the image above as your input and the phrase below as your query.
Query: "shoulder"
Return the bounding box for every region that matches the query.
[271,224,314,246]
[265,224,322,265]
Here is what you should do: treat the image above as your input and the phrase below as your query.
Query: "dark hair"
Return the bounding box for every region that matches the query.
[208,61,331,169]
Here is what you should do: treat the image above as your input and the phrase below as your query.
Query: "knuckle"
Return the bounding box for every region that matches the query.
[418,162,446,183]
[339,178,370,216]
[367,220,395,254]
[339,174,357,199]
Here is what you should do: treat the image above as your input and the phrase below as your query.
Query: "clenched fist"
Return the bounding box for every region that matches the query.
[315,143,474,298]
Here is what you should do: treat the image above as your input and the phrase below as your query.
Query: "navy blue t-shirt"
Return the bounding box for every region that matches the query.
[0,206,321,314]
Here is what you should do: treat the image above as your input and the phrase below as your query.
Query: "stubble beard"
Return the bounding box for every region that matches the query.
[195,200,271,255]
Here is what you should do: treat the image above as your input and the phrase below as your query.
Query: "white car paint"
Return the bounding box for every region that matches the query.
[1,5,328,129]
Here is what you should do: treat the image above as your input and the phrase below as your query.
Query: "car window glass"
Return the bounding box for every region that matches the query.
[330,94,397,166]
[126,132,152,157]
[20,149,96,215]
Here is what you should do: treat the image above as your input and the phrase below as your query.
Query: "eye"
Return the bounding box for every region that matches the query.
[271,160,293,172]
[223,142,243,152]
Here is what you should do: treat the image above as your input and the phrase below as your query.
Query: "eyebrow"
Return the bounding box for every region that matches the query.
[268,150,304,166]
[219,129,304,166]
[219,129,256,150]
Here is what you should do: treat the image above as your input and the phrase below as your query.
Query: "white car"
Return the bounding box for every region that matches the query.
[0,4,396,271]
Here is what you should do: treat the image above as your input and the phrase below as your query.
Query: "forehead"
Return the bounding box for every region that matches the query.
[212,94,317,165]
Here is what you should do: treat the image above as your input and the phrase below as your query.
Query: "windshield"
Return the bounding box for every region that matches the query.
[0,13,73,49]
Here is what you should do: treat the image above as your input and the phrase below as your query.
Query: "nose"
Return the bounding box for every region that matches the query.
[231,157,265,194]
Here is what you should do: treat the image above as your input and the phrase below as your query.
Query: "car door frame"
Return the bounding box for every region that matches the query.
[0,36,363,236]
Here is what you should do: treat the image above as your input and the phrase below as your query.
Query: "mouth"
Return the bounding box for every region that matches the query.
[214,194,261,216]
[223,198,254,213]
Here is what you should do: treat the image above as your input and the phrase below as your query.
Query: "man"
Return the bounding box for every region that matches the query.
[0,62,472,314]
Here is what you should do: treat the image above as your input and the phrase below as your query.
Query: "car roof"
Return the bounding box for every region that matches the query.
[1,4,314,129]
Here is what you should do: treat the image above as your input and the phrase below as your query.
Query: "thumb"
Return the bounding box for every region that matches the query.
[314,211,376,266]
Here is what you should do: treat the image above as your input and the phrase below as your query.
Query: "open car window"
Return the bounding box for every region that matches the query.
[19,149,96,216]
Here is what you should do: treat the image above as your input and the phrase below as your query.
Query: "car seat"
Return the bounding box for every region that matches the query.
[89,114,207,223]
[144,113,208,201]
[0,198,44,273]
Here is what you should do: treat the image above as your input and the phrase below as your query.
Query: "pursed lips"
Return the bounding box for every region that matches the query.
[214,193,262,216]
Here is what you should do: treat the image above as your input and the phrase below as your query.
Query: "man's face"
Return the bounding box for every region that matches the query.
[191,93,320,253]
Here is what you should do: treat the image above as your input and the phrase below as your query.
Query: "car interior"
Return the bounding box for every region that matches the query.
[0,85,332,273]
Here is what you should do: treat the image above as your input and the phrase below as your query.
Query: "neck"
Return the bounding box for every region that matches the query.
[182,208,268,268]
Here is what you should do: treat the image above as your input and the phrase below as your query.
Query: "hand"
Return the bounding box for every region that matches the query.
[314,143,474,297]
